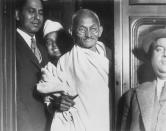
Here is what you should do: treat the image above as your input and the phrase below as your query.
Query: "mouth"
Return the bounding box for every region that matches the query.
[52,48,59,52]
[52,48,61,54]
[84,38,95,41]
[33,23,39,27]
[32,22,40,27]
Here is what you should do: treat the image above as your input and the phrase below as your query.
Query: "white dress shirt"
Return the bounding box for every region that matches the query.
[156,78,166,100]
[17,28,35,48]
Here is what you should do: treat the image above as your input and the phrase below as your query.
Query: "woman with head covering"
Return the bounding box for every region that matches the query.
[43,19,73,65]
[42,20,75,126]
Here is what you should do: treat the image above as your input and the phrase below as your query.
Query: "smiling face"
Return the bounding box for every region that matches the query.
[72,13,103,51]
[18,0,44,36]
[45,31,62,58]
[151,38,166,79]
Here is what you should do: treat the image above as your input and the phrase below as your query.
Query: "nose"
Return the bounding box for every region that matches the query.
[85,29,91,38]
[34,12,40,20]
[52,43,58,49]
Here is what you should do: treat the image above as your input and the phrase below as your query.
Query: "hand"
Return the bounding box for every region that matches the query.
[48,94,77,113]
[58,94,76,112]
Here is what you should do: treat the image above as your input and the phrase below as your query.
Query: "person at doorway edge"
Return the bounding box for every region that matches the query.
[15,0,48,130]
[119,28,166,131]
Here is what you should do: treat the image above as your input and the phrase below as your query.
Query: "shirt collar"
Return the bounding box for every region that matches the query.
[17,28,35,48]
[156,77,166,99]
[157,77,166,86]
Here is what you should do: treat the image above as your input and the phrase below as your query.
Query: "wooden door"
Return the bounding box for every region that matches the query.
[114,0,166,125]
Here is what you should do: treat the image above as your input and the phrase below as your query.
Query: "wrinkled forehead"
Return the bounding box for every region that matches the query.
[73,13,100,27]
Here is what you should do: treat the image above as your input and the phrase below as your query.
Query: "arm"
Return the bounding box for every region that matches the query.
[44,93,76,115]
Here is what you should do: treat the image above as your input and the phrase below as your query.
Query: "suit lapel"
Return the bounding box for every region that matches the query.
[16,32,41,69]
[136,80,156,131]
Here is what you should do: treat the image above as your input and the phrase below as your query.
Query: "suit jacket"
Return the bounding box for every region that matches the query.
[16,32,49,131]
[118,80,160,131]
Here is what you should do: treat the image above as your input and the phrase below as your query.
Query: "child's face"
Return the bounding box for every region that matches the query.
[45,32,62,58]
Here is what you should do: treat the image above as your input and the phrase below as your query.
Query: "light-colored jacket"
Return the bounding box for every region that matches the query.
[118,80,166,131]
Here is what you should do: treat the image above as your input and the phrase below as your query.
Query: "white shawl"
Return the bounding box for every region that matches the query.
[37,41,110,131]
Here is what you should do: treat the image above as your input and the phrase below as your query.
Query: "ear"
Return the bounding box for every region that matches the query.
[98,26,103,37]
[15,10,20,21]
[68,26,72,35]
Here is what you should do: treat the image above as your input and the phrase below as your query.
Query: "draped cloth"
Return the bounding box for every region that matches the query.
[37,41,110,131]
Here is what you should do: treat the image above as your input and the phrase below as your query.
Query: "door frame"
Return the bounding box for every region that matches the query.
[0,0,17,131]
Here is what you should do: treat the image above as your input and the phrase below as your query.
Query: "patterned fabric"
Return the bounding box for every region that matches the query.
[31,37,42,63]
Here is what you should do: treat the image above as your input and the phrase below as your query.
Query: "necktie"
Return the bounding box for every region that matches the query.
[159,81,166,106]
[31,37,42,63]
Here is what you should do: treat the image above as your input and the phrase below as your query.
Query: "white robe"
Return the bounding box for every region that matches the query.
[37,41,110,131]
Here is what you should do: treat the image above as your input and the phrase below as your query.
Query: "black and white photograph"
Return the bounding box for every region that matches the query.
[1,0,166,131]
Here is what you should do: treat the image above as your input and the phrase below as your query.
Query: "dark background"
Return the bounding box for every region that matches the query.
[42,0,114,49]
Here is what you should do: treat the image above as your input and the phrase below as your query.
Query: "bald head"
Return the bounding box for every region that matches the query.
[70,9,103,51]
[72,9,101,28]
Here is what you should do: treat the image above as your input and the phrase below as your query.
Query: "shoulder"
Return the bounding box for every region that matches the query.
[140,80,155,87]
[97,41,112,61]
[16,32,25,45]
[123,88,136,104]
[122,81,156,102]
[57,50,71,67]
[117,88,136,121]
[136,80,156,91]
[16,31,21,40]
[60,51,70,61]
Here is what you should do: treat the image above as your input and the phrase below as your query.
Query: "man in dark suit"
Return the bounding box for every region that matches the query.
[15,0,48,130]
[118,28,166,131]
